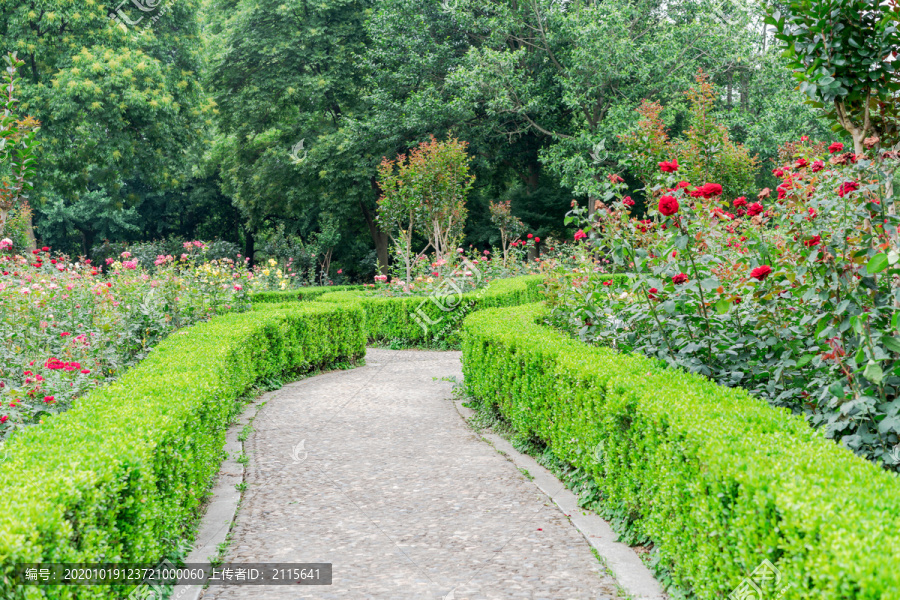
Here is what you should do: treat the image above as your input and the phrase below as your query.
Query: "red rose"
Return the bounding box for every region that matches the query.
[608,173,625,184]
[648,287,659,299]
[41,246,50,252]
[811,160,825,172]
[675,181,690,189]
[602,280,612,286]
[534,237,540,243]
[750,265,773,281]
[801,135,809,142]
[658,195,679,216]
[747,202,764,217]
[837,181,859,197]
[828,142,844,154]
[773,168,785,177]
[623,196,635,207]
[732,197,747,208]
[795,158,808,168]
[527,233,533,239]
[672,273,688,285]
[804,235,821,248]
[574,229,587,241]
[659,159,679,173]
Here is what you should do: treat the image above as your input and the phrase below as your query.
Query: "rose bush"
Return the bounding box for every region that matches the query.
[0,246,251,440]
[548,137,900,469]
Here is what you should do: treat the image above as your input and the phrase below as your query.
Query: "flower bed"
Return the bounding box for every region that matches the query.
[317,275,544,347]
[0,248,250,440]
[462,303,900,598]
[0,301,365,599]
[552,140,900,468]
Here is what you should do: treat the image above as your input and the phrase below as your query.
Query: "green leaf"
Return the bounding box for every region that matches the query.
[715,299,730,315]
[866,253,889,274]
[863,361,884,384]
[797,354,814,367]
[882,336,900,353]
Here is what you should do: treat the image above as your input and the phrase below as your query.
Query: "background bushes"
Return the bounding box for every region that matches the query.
[462,303,900,598]
[0,302,365,599]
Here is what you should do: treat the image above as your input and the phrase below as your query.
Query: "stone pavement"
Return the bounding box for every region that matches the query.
[201,349,623,600]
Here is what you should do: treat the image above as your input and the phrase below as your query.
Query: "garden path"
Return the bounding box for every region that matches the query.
[201,349,623,600]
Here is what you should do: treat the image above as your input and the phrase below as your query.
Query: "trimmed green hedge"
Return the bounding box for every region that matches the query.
[317,275,543,346]
[462,303,900,599]
[249,284,365,304]
[0,302,365,599]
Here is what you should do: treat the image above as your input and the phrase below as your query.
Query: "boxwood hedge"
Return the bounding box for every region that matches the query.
[0,302,365,599]
[316,275,543,346]
[462,303,900,599]
[249,284,364,304]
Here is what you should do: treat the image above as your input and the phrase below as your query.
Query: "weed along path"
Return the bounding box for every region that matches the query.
[199,349,656,600]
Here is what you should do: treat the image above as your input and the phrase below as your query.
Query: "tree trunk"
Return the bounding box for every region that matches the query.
[24,212,37,251]
[244,226,255,268]
[360,195,390,275]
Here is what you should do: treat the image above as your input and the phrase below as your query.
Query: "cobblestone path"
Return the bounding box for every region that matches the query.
[201,349,622,600]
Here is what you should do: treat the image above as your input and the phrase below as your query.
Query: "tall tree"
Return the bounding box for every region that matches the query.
[0,0,209,252]
[205,0,389,273]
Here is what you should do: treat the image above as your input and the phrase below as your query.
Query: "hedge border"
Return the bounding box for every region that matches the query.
[461,303,900,599]
[249,285,365,304]
[0,302,366,599]
[316,275,544,347]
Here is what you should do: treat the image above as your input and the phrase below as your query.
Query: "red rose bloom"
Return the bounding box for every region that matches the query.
[41,246,50,252]
[527,233,533,239]
[773,168,785,177]
[804,235,821,248]
[622,196,635,207]
[750,265,773,281]
[811,160,825,172]
[648,287,659,299]
[837,181,859,197]
[608,173,625,184]
[733,197,748,208]
[689,182,724,198]
[659,159,679,173]
[672,273,689,285]
[675,181,691,189]
[602,280,612,286]
[747,202,764,217]
[828,142,844,154]
[795,158,808,168]
[658,195,679,216]
[574,229,587,241]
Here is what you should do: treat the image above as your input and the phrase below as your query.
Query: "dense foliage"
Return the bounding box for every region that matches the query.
[0,0,832,278]
[547,139,900,468]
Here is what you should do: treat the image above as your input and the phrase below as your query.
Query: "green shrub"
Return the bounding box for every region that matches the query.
[462,303,900,599]
[318,275,543,347]
[0,302,365,599]
[249,285,365,304]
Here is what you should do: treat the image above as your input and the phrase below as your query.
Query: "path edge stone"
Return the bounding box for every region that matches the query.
[169,391,274,600]
[454,400,667,600]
